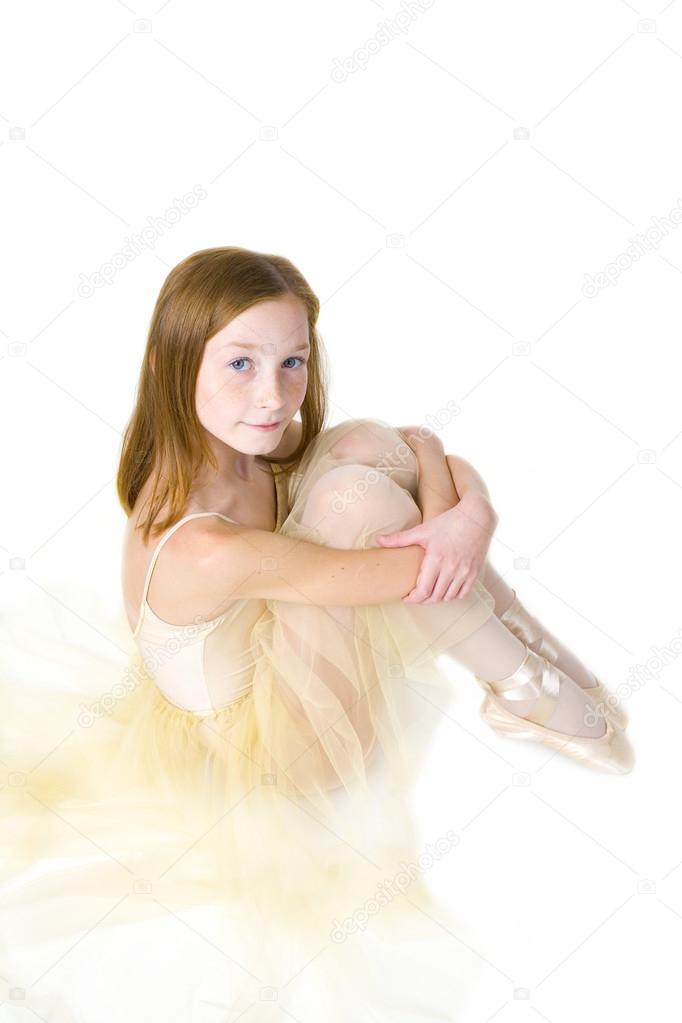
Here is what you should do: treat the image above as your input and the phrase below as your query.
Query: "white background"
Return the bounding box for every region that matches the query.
[2,0,682,1019]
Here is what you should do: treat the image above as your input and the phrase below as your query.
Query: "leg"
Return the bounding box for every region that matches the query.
[327,423,598,693]
[478,559,516,616]
[479,560,597,690]
[443,615,605,737]
[299,421,629,759]
[296,458,605,740]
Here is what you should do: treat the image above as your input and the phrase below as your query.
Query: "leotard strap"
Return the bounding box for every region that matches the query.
[133,511,238,638]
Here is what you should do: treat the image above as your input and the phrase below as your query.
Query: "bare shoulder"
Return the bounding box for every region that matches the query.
[131,513,239,627]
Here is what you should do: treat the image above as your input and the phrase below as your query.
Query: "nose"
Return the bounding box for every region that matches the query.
[256,369,288,408]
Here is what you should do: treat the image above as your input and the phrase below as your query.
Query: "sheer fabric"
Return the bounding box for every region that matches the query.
[1,417,497,1020]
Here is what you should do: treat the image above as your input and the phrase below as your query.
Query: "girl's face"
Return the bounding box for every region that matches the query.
[195,294,310,452]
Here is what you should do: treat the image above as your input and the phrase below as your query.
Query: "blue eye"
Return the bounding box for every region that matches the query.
[228,356,307,372]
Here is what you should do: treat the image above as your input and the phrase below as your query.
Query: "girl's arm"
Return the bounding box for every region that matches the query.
[405,429,459,521]
[376,428,497,602]
[401,427,496,527]
[446,454,496,525]
[178,522,428,610]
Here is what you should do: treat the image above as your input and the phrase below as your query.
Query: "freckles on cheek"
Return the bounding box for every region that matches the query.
[196,370,230,415]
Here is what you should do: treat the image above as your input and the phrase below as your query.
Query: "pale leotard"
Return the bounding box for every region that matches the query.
[132,512,261,716]
[131,462,284,717]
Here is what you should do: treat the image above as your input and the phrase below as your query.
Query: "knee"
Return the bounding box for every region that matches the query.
[326,419,418,497]
[300,463,421,548]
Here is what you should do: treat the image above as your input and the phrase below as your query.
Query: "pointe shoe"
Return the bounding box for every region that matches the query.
[475,647,635,775]
[498,590,628,731]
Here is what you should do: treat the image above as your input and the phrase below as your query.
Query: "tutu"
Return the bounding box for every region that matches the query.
[1,417,497,1020]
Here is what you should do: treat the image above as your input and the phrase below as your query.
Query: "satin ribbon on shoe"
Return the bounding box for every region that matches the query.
[498,590,629,730]
[482,648,561,727]
[476,647,635,773]
[499,592,560,662]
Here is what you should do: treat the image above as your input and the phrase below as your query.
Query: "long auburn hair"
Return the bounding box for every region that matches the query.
[116,246,329,543]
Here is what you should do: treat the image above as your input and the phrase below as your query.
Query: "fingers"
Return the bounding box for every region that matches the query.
[443,578,465,601]
[424,571,466,602]
[405,565,475,603]
[402,553,440,602]
[444,576,473,600]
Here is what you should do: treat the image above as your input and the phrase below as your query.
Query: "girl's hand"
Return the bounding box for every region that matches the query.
[374,493,497,603]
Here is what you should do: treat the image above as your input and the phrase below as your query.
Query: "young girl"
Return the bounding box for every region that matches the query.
[1,246,634,1020]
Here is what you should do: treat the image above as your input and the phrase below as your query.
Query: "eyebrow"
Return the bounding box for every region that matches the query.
[219,340,311,352]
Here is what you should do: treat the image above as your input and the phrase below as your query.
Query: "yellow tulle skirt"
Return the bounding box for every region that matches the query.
[1,417,497,1020]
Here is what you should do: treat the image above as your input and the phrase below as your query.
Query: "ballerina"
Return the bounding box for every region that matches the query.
[1,245,634,1021]
[119,245,631,777]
